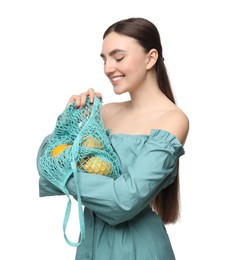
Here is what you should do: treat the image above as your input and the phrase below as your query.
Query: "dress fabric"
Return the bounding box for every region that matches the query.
[38,129,185,260]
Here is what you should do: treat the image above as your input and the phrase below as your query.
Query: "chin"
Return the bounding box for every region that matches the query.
[113,85,127,95]
[113,89,126,95]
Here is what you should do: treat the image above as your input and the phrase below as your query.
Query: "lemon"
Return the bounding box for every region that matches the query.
[83,156,112,175]
[51,144,72,157]
[81,136,103,149]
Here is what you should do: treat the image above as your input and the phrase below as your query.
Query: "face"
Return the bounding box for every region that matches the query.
[100,32,150,95]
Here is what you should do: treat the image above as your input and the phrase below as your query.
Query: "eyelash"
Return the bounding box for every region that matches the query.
[116,57,124,62]
[102,57,124,65]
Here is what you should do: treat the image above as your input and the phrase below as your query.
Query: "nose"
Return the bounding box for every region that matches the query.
[104,60,116,76]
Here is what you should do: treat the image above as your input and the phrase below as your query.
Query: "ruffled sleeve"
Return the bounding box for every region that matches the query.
[66,129,184,225]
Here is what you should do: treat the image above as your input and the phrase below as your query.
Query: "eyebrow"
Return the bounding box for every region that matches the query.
[100,49,127,58]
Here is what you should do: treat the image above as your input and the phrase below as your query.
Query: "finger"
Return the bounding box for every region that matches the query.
[74,96,81,108]
[87,88,103,103]
[66,89,103,108]
[66,95,82,108]
[95,92,103,100]
[66,95,77,107]
[87,88,95,103]
[80,92,89,108]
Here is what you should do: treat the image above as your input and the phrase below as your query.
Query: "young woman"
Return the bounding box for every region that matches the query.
[38,17,189,259]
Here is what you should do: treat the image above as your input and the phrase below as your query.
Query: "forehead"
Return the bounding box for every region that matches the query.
[101,32,140,55]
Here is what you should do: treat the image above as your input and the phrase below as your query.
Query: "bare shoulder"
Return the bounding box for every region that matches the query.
[160,107,189,145]
[100,101,128,130]
[100,101,125,119]
[101,102,120,113]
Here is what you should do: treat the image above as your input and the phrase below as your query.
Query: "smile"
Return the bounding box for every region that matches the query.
[111,76,124,82]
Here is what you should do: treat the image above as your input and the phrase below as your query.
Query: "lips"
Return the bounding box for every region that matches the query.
[111,75,124,82]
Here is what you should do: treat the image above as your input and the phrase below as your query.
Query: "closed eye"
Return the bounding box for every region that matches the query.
[101,57,124,65]
[116,57,124,62]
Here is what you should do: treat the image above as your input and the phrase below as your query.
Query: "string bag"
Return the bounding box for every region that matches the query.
[37,96,121,247]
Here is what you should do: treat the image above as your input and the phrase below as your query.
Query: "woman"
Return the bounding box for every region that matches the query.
[38,17,189,259]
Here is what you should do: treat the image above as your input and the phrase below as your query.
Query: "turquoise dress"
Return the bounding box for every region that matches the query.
[38,129,185,260]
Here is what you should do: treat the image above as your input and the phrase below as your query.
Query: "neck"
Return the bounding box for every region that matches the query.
[128,75,166,112]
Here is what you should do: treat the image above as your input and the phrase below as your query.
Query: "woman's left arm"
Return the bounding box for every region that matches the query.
[65,130,185,225]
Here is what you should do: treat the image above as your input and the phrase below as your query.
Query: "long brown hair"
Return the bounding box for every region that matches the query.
[103,17,180,224]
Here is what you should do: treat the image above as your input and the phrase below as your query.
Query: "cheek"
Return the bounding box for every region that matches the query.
[124,56,146,78]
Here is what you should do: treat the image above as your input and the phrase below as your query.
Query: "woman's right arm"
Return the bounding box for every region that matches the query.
[37,88,102,197]
[37,134,65,197]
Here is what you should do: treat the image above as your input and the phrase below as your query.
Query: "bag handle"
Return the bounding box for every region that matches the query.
[62,98,99,247]
[62,161,85,247]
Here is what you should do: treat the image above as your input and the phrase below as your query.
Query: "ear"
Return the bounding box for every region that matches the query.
[146,49,158,70]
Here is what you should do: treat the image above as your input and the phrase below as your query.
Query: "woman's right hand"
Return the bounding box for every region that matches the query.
[66,88,102,109]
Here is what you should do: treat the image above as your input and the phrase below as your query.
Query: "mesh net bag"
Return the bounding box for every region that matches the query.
[38,96,121,247]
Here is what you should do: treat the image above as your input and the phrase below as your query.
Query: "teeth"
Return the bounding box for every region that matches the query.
[111,76,124,82]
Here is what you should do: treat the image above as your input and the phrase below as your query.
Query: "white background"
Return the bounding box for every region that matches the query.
[0,0,224,259]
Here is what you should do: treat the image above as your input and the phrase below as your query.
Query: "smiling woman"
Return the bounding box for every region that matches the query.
[100,33,153,95]
[37,17,189,260]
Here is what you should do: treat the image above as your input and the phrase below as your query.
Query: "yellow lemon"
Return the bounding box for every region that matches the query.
[51,144,72,157]
[83,156,112,175]
[81,136,103,149]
